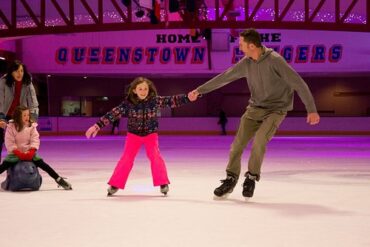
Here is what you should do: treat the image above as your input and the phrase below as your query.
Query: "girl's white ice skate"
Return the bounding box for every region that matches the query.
[107,186,118,196]
[160,184,169,195]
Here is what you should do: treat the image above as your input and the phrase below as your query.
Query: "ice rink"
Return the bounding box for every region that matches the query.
[1,135,369,247]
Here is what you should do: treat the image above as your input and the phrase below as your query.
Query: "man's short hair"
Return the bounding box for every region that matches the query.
[240,29,262,47]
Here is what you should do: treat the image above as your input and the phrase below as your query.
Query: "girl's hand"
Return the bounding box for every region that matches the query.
[85,124,100,139]
[188,90,200,102]
[23,148,36,160]
[13,149,27,160]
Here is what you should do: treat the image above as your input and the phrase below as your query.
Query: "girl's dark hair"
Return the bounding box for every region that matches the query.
[126,77,158,104]
[239,28,262,48]
[12,105,33,132]
[5,60,32,87]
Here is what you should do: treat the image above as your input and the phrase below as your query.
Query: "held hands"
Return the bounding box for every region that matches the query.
[307,113,320,125]
[188,90,200,102]
[85,124,100,139]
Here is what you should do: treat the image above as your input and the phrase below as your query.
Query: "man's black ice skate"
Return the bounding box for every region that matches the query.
[56,177,72,190]
[242,174,256,198]
[160,185,169,195]
[107,186,118,196]
[214,175,237,197]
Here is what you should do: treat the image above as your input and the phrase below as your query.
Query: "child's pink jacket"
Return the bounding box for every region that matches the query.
[5,122,40,153]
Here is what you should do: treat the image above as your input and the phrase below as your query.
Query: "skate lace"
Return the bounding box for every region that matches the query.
[219,178,234,187]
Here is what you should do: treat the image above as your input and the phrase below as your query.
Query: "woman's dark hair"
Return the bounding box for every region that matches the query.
[12,105,33,132]
[5,60,32,87]
[239,28,262,48]
[126,77,158,104]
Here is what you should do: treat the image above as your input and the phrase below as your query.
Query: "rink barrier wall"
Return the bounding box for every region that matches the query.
[36,117,370,136]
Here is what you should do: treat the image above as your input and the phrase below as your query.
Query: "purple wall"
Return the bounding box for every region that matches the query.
[40,75,370,117]
[3,29,370,119]
[38,116,370,135]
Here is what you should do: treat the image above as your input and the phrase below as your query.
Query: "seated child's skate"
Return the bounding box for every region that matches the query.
[56,177,72,190]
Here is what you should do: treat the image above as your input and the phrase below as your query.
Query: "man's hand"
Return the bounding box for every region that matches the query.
[307,113,320,125]
[188,90,200,102]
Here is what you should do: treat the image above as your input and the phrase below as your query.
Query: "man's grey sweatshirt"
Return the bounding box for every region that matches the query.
[196,47,317,113]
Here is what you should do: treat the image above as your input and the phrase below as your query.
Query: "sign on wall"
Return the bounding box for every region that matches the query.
[22,30,209,74]
[20,29,370,74]
[212,29,370,74]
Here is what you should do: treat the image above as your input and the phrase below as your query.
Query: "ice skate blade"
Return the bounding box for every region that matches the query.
[242,193,254,199]
[107,190,118,197]
[213,193,231,200]
[107,186,119,197]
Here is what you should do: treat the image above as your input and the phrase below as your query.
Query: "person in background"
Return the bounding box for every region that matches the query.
[111,119,120,135]
[218,109,228,135]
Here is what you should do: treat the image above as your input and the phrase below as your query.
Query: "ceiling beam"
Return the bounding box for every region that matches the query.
[51,0,71,25]
[308,0,326,22]
[0,0,368,38]
[277,0,295,22]
[340,0,359,23]
[19,0,40,26]
[80,0,99,24]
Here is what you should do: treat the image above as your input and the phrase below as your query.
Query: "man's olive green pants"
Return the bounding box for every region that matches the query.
[226,106,287,181]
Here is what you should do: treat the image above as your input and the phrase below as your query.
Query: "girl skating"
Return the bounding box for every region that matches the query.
[86,77,195,196]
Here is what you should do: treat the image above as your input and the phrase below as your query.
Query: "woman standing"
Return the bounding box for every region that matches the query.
[0,60,39,162]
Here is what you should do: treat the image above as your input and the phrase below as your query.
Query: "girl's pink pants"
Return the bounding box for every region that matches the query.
[108,133,170,189]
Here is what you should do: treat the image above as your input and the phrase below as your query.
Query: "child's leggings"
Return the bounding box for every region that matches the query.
[108,132,170,189]
[0,159,59,179]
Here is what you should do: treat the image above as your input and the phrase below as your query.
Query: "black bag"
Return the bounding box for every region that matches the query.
[1,161,42,191]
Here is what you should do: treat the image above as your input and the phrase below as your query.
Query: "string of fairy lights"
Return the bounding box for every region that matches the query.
[0,7,366,30]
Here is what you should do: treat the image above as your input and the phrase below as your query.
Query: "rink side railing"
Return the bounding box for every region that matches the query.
[36,117,370,136]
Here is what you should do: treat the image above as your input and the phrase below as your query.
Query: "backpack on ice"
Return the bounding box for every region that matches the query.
[1,161,42,191]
